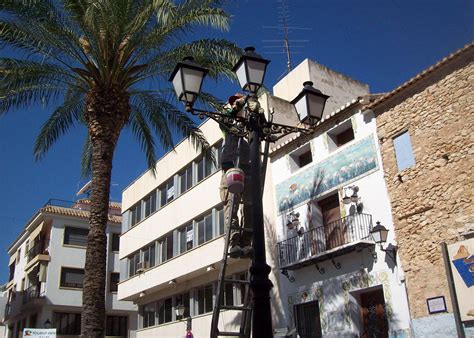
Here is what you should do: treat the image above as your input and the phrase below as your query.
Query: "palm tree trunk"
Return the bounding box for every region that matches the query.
[81,86,129,337]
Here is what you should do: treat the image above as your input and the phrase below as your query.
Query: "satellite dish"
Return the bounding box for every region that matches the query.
[76,180,92,196]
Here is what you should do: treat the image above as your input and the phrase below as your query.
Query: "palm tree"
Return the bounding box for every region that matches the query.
[0,0,239,336]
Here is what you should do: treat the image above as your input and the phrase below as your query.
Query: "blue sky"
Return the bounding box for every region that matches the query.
[0,0,472,283]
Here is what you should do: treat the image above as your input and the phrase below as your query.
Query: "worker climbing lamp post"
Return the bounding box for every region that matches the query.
[170,47,329,337]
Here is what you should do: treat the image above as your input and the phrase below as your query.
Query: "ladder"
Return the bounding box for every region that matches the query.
[210,137,270,338]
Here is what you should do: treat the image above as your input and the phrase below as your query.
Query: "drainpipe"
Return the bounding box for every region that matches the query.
[441,242,465,338]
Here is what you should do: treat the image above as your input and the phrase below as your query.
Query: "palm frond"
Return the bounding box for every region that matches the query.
[33,90,85,160]
[129,107,158,172]
[80,133,93,177]
[135,39,240,86]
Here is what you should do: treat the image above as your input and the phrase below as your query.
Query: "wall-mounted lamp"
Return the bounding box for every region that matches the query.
[139,291,146,298]
[44,319,51,329]
[370,221,397,263]
[175,303,192,331]
[206,264,215,272]
[169,279,177,286]
[286,212,300,230]
[342,185,363,213]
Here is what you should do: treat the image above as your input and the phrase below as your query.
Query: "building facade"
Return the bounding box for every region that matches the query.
[118,57,415,337]
[369,43,474,337]
[118,120,254,337]
[4,199,137,338]
[263,60,412,337]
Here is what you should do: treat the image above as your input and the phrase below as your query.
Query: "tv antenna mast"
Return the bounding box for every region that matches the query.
[262,0,311,76]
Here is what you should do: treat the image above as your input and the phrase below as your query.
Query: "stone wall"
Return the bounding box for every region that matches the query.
[374,51,473,322]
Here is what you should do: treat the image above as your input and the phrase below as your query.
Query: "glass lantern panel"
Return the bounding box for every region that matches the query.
[294,96,308,121]
[308,94,326,120]
[172,71,183,101]
[182,67,205,97]
[247,59,266,87]
[380,229,389,243]
[371,230,382,243]
[235,62,247,90]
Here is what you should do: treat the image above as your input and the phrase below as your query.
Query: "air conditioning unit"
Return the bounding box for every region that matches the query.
[136,261,149,274]
[136,262,145,274]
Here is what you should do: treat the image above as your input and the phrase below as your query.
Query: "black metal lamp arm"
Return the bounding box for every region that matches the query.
[187,105,312,142]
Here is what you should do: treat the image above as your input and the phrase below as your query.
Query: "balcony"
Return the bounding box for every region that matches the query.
[22,284,45,305]
[25,242,50,273]
[277,213,375,270]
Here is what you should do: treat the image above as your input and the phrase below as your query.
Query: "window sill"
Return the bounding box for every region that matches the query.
[62,244,87,249]
[59,286,83,291]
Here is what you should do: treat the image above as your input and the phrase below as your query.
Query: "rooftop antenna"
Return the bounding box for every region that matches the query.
[262,0,311,77]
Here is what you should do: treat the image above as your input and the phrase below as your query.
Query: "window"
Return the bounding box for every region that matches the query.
[197,284,213,315]
[179,165,194,195]
[289,143,313,172]
[196,155,213,183]
[8,263,15,281]
[197,212,213,246]
[64,227,88,247]
[54,312,81,335]
[110,272,120,292]
[128,252,140,277]
[161,233,174,262]
[130,203,142,227]
[217,207,225,236]
[143,243,156,269]
[111,233,120,252]
[215,142,223,171]
[178,224,194,254]
[327,120,355,152]
[175,292,190,319]
[142,302,156,328]
[158,297,173,324]
[144,191,157,218]
[222,280,234,306]
[393,131,416,170]
[159,178,175,207]
[106,316,127,336]
[60,268,84,289]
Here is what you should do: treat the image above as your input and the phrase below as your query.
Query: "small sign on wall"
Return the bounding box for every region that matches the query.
[23,328,57,338]
[426,296,447,314]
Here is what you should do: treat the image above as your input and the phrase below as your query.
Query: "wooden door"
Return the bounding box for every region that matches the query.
[360,289,389,338]
[319,194,342,249]
[295,301,322,338]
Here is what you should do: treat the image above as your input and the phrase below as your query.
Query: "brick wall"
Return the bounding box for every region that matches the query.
[374,54,473,319]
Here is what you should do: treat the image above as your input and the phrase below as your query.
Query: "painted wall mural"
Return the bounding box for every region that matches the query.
[448,238,474,322]
[276,135,379,213]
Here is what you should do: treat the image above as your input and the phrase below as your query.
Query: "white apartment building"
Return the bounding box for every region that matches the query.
[4,199,137,338]
[118,120,253,337]
[264,60,412,337]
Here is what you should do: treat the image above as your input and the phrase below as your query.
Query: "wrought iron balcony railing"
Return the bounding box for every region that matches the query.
[22,284,44,304]
[27,242,47,262]
[4,302,11,317]
[277,213,374,269]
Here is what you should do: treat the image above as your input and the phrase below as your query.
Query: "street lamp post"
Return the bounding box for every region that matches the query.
[170,46,329,337]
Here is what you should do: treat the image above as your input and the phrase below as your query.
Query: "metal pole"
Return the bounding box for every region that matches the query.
[441,242,465,338]
[249,112,274,338]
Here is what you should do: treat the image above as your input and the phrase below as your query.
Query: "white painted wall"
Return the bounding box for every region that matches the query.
[267,106,412,335]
